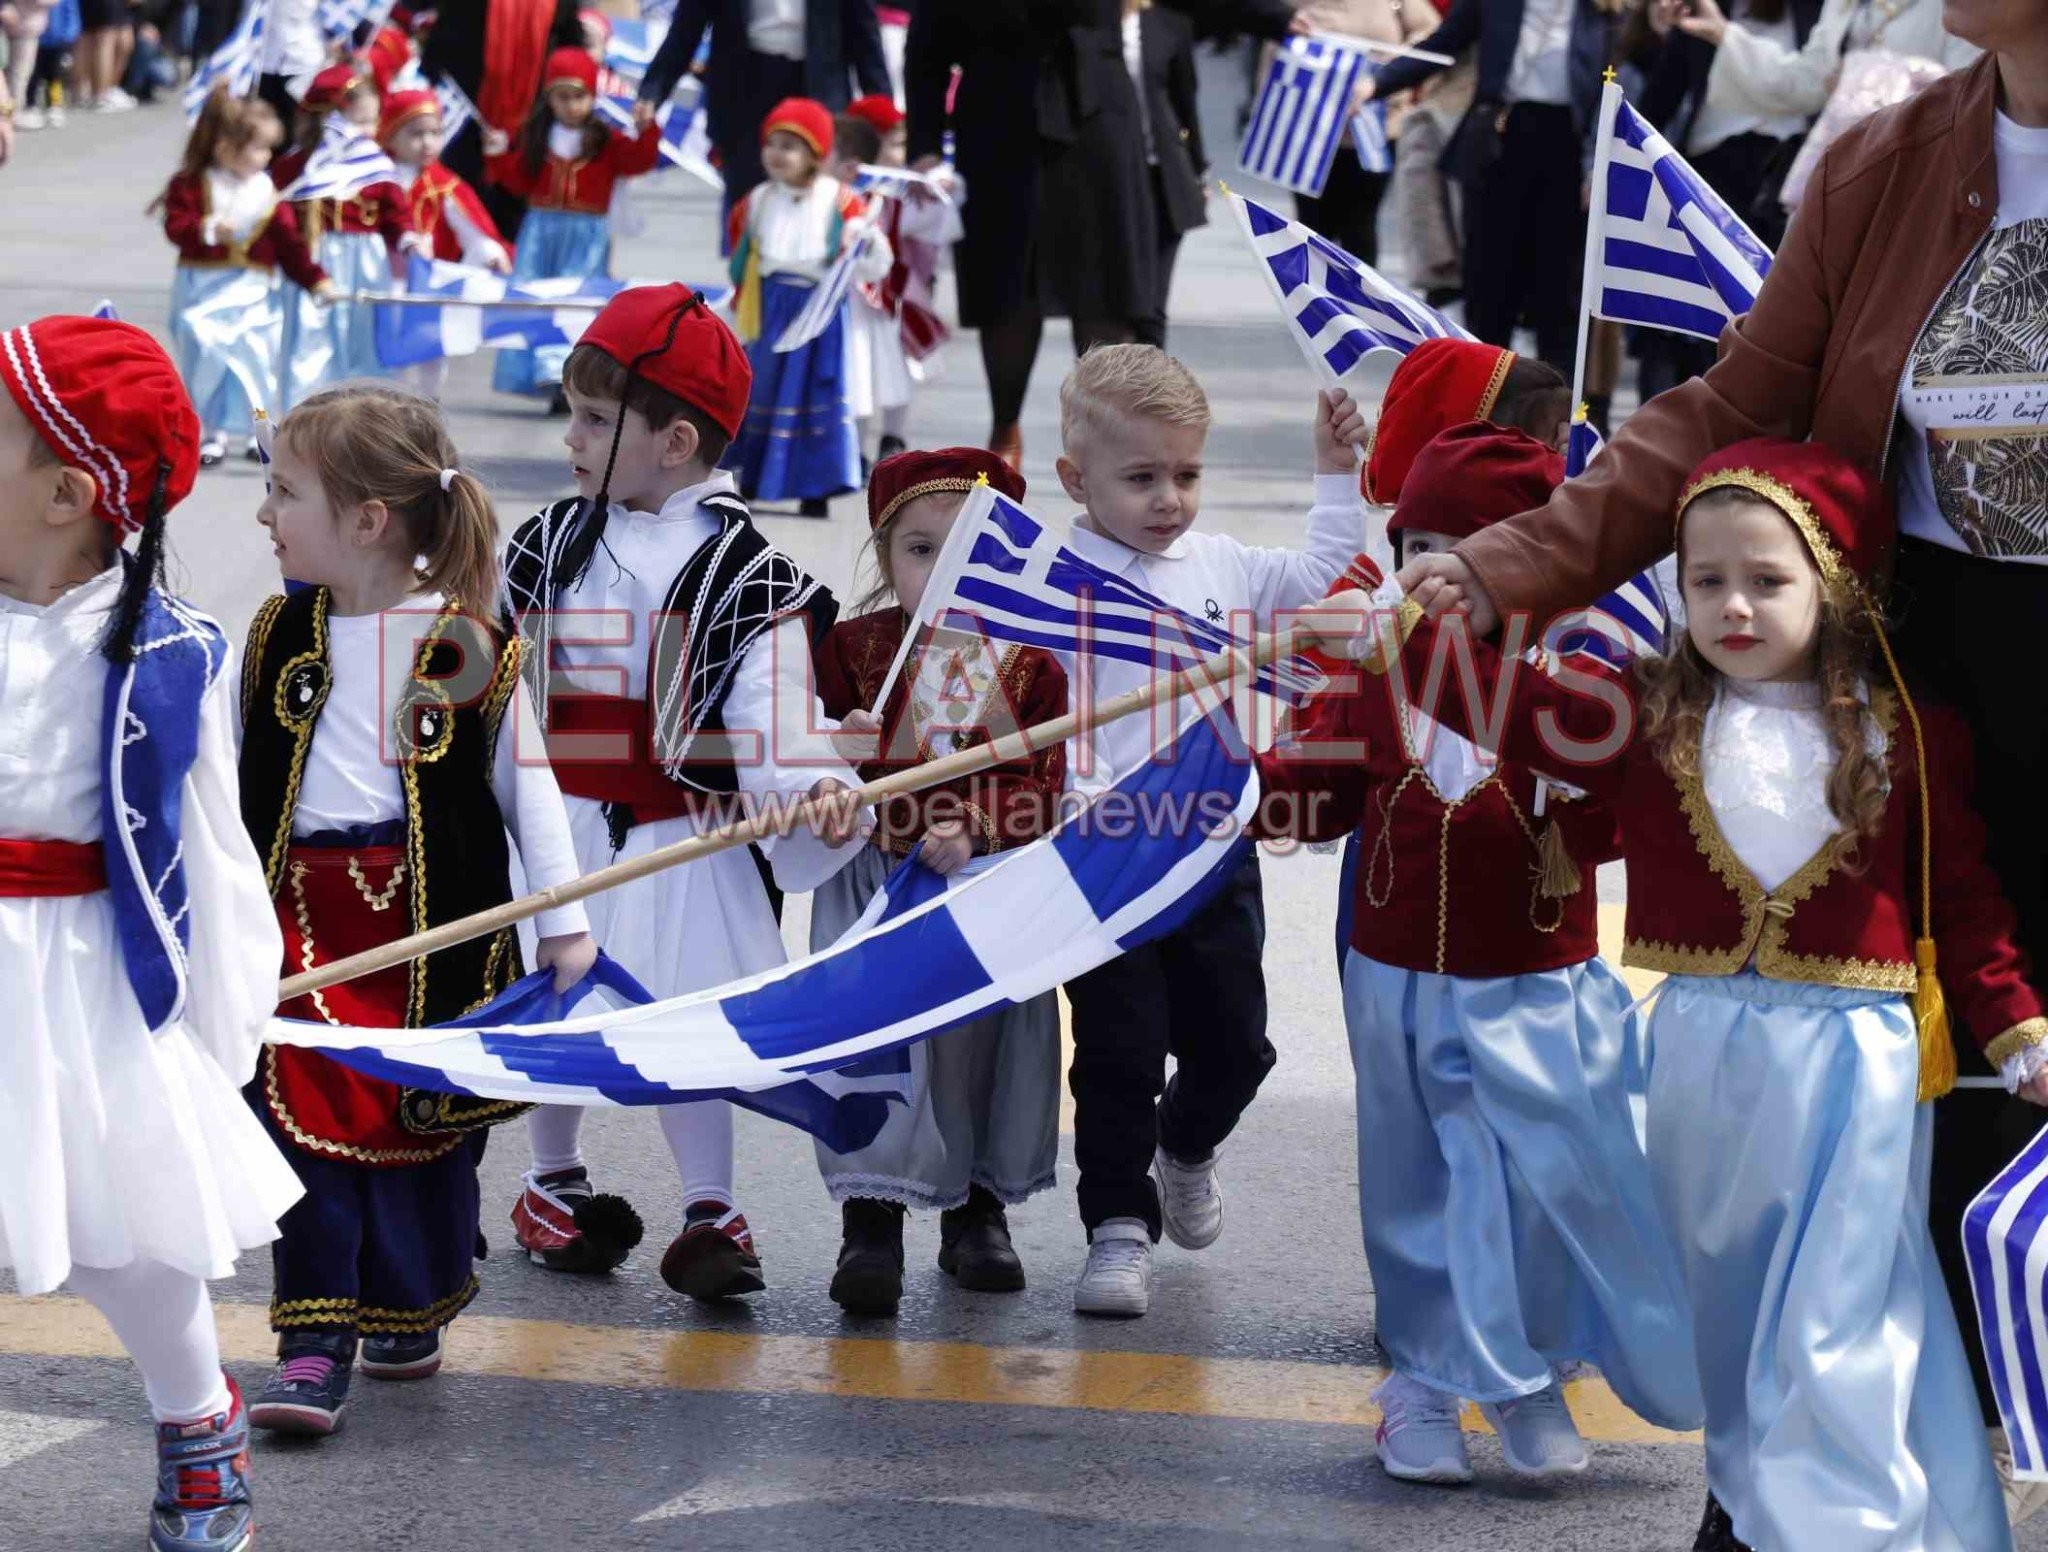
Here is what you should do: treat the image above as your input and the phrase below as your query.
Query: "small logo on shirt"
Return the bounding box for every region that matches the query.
[1203,598,1223,623]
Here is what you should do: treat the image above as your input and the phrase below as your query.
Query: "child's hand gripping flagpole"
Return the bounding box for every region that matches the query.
[275,619,1313,1002]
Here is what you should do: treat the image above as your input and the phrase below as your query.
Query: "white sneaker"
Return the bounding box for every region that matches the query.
[45,103,66,127]
[1153,1145,1223,1250]
[97,86,138,112]
[1480,1383,1589,1478]
[1073,1218,1152,1317]
[1991,1426,2048,1527]
[15,106,46,129]
[1373,1374,1472,1485]
[198,434,228,467]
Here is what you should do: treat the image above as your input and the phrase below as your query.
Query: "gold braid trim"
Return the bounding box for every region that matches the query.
[1473,347,1515,423]
[260,1045,460,1166]
[400,601,463,1028]
[262,589,331,894]
[269,1276,481,1335]
[1986,1018,2048,1070]
[1679,469,1845,587]
[241,593,287,725]
[960,800,999,853]
[875,475,978,532]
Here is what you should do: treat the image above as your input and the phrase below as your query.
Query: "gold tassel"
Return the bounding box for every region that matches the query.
[1536,820,1581,899]
[1914,936,1956,1103]
[734,244,762,344]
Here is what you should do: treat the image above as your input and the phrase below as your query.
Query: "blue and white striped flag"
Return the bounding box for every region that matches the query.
[1583,84,1775,343]
[1542,414,1669,666]
[1966,1121,2048,1481]
[434,73,477,147]
[594,90,719,188]
[280,118,398,202]
[90,300,120,320]
[851,163,952,203]
[1349,90,1391,175]
[1229,189,1472,382]
[772,229,876,353]
[181,0,267,121]
[314,0,390,41]
[1238,36,1373,198]
[603,17,667,83]
[269,707,1264,1148]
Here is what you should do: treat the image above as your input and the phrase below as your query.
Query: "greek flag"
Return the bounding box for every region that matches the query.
[1966,1121,2048,1481]
[90,300,119,320]
[593,91,719,187]
[314,0,391,41]
[1229,189,1472,382]
[268,709,1263,1148]
[851,164,952,203]
[773,229,876,353]
[1540,415,1669,666]
[604,17,666,83]
[434,74,477,147]
[280,118,398,202]
[181,0,266,121]
[1582,83,1774,344]
[1238,36,1373,198]
[1349,92,1391,176]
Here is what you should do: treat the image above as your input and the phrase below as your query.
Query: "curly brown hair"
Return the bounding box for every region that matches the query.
[1636,487,1891,868]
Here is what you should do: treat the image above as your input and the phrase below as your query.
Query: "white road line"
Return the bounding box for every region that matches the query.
[0,1411,104,1471]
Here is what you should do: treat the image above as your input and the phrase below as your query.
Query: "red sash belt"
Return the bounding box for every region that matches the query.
[546,694,729,821]
[0,837,108,897]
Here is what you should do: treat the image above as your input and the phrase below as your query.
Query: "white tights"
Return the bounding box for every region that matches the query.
[526,1100,735,1225]
[65,1261,229,1424]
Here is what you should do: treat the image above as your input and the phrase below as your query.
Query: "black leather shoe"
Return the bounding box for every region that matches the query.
[829,1198,905,1316]
[938,1185,1025,1292]
[1693,1492,1752,1552]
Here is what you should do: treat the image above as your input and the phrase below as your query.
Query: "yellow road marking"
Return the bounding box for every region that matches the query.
[2,1297,1697,1445]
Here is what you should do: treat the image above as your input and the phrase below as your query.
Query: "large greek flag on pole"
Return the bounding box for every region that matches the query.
[268,708,1263,1149]
[1965,1121,2048,1481]
[182,0,266,120]
[280,118,399,202]
[773,229,876,352]
[1238,37,1373,198]
[1229,189,1472,383]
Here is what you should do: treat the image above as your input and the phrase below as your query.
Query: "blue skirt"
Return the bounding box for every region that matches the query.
[1648,973,2012,1552]
[492,209,611,397]
[169,265,283,437]
[1342,951,1702,1427]
[730,273,861,503]
[279,232,390,411]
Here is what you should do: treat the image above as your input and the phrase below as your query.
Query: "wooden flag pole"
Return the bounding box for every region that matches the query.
[274,624,1308,1003]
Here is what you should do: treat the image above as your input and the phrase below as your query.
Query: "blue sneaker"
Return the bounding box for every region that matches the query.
[150,1375,254,1552]
[361,1328,443,1381]
[250,1333,354,1436]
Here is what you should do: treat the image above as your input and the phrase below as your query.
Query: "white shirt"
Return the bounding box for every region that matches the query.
[1700,676,1844,893]
[1505,0,1573,108]
[274,597,590,941]
[548,122,587,162]
[395,162,510,269]
[744,175,894,283]
[1897,113,2048,559]
[748,0,806,60]
[259,0,326,82]
[203,167,281,246]
[1686,10,1810,156]
[1060,473,1364,791]
[1122,10,1157,166]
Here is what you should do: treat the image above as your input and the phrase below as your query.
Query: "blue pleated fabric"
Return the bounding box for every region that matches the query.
[279,232,390,411]
[168,265,282,437]
[1342,950,1702,1428]
[730,273,861,503]
[491,209,611,397]
[1648,972,2012,1552]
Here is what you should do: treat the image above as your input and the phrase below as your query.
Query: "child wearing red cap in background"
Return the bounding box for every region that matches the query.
[379,86,512,400]
[274,63,419,411]
[158,86,334,468]
[481,47,663,407]
[810,447,1068,1317]
[502,283,867,1300]
[1258,423,1702,1488]
[238,383,594,1441]
[0,314,304,1552]
[1316,437,2045,1552]
[727,95,893,516]
[828,101,961,472]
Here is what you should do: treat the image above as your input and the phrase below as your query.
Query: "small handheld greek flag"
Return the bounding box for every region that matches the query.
[1238,37,1373,198]
[1349,86,1391,175]
[604,17,667,84]
[434,73,478,148]
[852,164,952,203]
[315,0,392,42]
[773,230,876,354]
[1229,188,1472,383]
[593,91,719,188]
[1966,1120,2048,1482]
[1540,414,1669,666]
[181,0,267,121]
[281,118,398,202]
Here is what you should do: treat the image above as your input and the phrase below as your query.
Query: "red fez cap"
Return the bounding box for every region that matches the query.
[578,7,612,40]
[543,46,599,95]
[846,94,905,134]
[301,63,367,113]
[576,284,752,438]
[1389,422,1563,544]
[762,96,833,157]
[867,447,1025,532]
[0,316,200,535]
[1680,438,1891,586]
[377,88,439,147]
[1364,339,1517,506]
[364,25,412,91]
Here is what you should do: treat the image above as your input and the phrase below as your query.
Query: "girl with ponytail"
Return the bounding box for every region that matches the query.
[239,382,595,1441]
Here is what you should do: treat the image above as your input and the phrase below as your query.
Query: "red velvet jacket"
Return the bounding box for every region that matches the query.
[1258,655,1621,978]
[1372,616,2048,1062]
[485,122,663,215]
[161,172,329,292]
[406,160,512,264]
[269,150,414,251]
[815,609,1066,858]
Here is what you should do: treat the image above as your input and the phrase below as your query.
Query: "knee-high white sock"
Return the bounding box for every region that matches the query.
[67,1261,230,1423]
[526,1103,586,1176]
[658,1100,735,1218]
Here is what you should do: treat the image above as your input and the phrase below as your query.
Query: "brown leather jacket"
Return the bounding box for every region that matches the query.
[1456,52,2005,620]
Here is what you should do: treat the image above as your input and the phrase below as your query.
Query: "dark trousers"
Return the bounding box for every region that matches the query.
[1294,144,1390,267]
[1065,851,1276,1239]
[255,71,299,127]
[260,1109,483,1343]
[715,48,807,229]
[1459,102,1584,378]
[1892,536,2048,1424]
[1135,164,1186,350]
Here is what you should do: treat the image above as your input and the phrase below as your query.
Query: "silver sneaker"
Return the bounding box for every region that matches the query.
[1073,1218,1152,1317]
[1480,1383,1588,1477]
[1153,1146,1223,1250]
[1373,1374,1472,1485]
